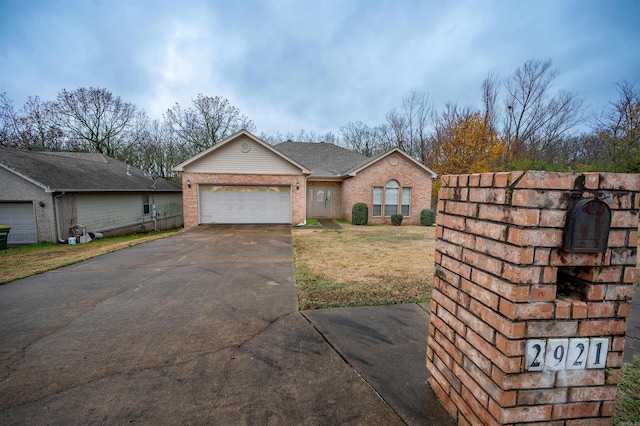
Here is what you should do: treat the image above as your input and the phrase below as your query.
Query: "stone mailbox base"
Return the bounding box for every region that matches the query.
[426,171,639,425]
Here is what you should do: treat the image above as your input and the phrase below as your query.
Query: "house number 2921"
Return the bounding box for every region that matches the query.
[525,338,609,371]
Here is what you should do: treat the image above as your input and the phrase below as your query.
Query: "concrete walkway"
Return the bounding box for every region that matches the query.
[318,218,342,229]
[0,225,451,425]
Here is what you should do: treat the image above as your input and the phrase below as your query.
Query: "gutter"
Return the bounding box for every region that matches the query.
[54,191,66,243]
[0,163,52,192]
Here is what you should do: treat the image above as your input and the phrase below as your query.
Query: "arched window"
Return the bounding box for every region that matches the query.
[372,180,411,217]
[384,180,399,216]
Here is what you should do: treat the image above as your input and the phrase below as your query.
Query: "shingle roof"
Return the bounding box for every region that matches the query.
[0,146,181,192]
[272,141,438,179]
[273,142,368,177]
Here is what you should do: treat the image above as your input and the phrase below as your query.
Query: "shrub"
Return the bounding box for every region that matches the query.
[420,209,436,226]
[391,214,403,226]
[352,202,368,226]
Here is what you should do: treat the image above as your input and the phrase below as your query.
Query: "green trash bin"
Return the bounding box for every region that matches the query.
[0,226,10,249]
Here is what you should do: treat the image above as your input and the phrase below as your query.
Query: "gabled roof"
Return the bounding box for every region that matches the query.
[273,141,368,178]
[0,146,181,192]
[345,148,438,178]
[173,130,311,174]
[273,141,438,179]
[171,130,437,179]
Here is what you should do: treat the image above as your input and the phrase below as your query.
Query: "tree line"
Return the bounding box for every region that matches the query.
[1,59,639,185]
[335,60,639,178]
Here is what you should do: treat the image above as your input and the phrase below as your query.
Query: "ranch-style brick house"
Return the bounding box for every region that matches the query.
[173,130,437,227]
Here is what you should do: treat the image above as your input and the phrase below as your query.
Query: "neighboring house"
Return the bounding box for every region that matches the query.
[0,146,183,244]
[173,130,436,227]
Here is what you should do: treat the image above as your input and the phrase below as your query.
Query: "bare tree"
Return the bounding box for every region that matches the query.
[593,80,640,171]
[384,90,432,161]
[339,122,395,156]
[293,129,338,143]
[17,96,66,151]
[503,59,584,161]
[404,89,432,163]
[261,129,338,145]
[51,87,141,159]
[482,72,500,133]
[165,94,255,154]
[385,109,407,150]
[258,131,298,145]
[340,121,375,156]
[131,119,185,179]
[559,133,603,169]
[0,92,19,146]
[0,94,66,151]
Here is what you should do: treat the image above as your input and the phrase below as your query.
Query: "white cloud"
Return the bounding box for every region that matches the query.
[1,0,638,138]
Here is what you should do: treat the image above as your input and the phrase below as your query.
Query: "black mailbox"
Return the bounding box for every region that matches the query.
[563,198,611,253]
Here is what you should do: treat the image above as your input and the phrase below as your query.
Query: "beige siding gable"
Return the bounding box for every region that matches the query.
[183,137,302,175]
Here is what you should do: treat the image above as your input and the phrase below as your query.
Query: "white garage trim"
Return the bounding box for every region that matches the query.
[199,185,291,224]
[0,202,37,244]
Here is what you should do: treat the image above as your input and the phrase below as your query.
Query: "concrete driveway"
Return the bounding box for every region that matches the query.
[0,225,453,425]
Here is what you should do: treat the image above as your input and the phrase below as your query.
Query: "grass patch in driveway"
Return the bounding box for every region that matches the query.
[0,230,180,284]
[292,224,434,309]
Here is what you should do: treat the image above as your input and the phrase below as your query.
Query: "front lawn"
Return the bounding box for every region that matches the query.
[292,224,435,309]
[0,230,180,284]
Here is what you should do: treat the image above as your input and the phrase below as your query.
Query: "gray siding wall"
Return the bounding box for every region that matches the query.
[185,137,302,174]
[75,192,183,233]
[0,167,57,242]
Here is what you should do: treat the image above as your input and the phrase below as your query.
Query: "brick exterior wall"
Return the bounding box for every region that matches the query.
[341,153,434,225]
[0,167,57,242]
[181,172,307,228]
[307,181,343,218]
[427,171,640,425]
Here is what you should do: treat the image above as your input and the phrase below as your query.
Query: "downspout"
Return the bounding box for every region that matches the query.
[54,191,66,243]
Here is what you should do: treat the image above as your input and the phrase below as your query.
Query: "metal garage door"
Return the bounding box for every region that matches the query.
[199,185,291,224]
[0,202,37,244]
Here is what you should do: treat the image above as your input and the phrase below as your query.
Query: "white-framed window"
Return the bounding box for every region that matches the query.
[402,187,411,216]
[142,194,150,215]
[384,180,399,216]
[373,187,383,216]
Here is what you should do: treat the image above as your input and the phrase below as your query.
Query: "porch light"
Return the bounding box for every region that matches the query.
[187,178,191,188]
[296,182,299,190]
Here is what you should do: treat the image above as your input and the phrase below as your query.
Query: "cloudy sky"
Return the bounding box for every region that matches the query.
[1,0,639,138]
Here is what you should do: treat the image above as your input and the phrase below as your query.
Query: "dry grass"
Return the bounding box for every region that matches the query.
[0,230,180,284]
[615,355,640,425]
[293,223,435,309]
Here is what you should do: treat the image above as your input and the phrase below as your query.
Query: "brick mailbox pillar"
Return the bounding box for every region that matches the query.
[426,171,640,425]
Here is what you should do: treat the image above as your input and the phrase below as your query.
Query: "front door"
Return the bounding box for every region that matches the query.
[311,187,331,217]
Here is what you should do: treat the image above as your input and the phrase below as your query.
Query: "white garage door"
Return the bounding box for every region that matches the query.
[199,185,291,224]
[0,202,37,244]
